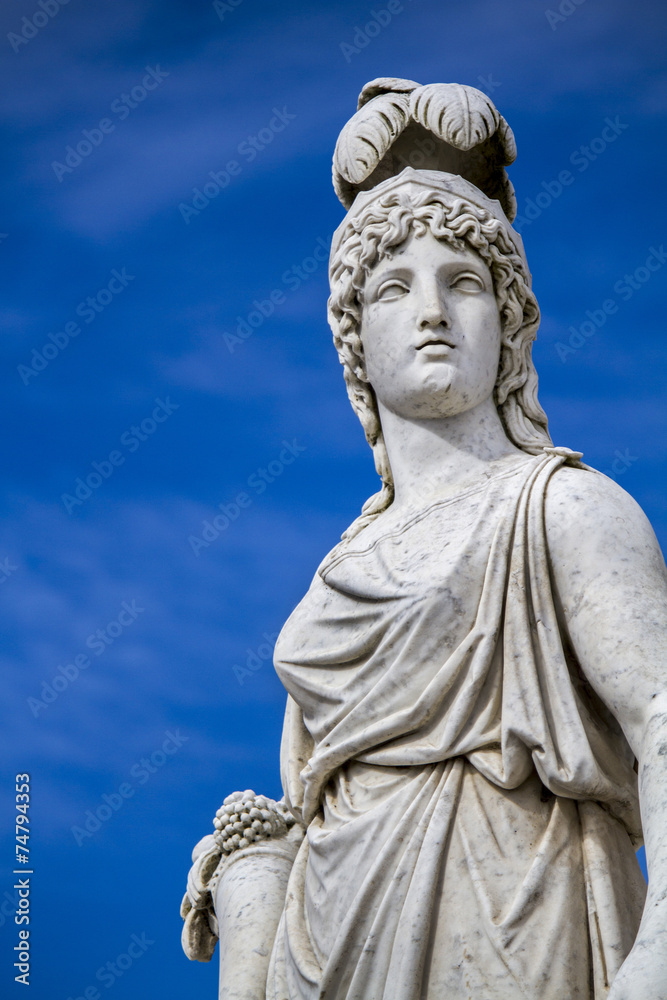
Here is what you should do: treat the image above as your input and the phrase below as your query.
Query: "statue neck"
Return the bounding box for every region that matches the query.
[377,396,523,509]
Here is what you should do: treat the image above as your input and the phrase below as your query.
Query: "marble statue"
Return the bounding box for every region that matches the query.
[181,79,667,999]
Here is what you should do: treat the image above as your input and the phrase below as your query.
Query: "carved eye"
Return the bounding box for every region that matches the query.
[450,272,486,292]
[376,279,409,301]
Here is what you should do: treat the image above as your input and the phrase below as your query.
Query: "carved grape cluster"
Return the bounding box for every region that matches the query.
[212,789,294,854]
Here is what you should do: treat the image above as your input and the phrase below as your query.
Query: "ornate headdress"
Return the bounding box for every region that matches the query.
[330,76,522,253]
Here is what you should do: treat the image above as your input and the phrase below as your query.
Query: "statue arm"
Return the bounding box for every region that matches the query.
[545,467,667,998]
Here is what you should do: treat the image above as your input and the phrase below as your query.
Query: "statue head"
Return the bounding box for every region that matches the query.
[327,171,552,536]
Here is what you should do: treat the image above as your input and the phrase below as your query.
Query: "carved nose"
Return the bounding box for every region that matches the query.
[417,296,449,330]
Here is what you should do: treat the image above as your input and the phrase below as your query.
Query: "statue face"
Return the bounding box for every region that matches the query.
[359,231,502,420]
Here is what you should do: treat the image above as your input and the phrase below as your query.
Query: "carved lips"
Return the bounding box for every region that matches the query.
[416,333,456,356]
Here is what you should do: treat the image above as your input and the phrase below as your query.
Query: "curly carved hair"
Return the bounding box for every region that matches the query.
[327,186,552,537]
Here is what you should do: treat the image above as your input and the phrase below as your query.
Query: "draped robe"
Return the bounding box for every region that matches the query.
[266,451,646,1000]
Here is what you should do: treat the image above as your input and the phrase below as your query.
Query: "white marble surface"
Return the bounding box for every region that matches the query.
[181,79,667,1000]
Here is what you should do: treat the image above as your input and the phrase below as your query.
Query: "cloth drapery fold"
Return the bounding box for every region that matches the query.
[268,453,645,999]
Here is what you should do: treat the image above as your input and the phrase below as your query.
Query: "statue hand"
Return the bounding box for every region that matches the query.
[608,940,667,1000]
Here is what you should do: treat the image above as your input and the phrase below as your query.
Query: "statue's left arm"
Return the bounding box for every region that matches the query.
[546,467,667,999]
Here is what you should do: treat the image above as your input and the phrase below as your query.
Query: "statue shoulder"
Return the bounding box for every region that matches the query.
[543,463,667,763]
[544,464,666,586]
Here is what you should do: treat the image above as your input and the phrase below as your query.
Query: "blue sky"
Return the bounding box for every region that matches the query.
[1,0,666,995]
